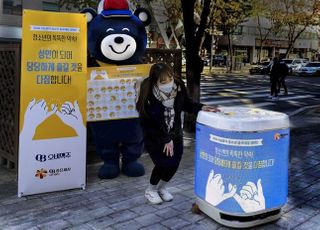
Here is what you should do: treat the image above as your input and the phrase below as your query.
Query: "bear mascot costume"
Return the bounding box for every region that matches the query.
[82,0,151,179]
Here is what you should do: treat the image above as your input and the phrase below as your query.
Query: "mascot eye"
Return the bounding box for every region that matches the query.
[106,28,115,32]
[122,28,130,32]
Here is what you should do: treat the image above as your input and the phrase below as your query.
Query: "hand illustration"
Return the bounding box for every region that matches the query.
[90,70,98,80]
[205,170,237,206]
[90,70,108,80]
[233,179,266,213]
[21,99,57,139]
[99,70,108,79]
[56,100,85,136]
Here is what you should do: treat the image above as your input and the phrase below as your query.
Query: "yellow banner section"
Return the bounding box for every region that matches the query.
[87,64,151,121]
[20,10,87,139]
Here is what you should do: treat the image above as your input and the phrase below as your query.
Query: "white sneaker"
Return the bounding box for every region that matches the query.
[268,95,273,99]
[271,97,279,101]
[145,189,163,205]
[158,188,173,202]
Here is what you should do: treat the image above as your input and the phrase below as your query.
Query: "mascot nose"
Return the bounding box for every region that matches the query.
[114,36,124,44]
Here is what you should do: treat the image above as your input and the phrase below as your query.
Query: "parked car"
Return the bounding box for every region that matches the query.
[249,61,271,75]
[203,55,226,66]
[182,57,186,66]
[203,56,210,66]
[213,55,226,66]
[282,58,308,75]
[295,62,320,77]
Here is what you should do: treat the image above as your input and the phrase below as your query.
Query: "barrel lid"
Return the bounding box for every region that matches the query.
[197,107,289,132]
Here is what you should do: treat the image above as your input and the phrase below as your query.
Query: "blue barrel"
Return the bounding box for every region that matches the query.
[195,108,290,228]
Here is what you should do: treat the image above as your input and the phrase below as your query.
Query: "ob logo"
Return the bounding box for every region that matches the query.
[35,154,46,162]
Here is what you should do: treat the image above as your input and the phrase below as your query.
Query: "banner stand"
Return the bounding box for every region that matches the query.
[18,10,87,197]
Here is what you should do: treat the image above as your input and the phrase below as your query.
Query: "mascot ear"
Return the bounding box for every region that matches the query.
[134,8,152,27]
[97,0,104,14]
[81,8,97,23]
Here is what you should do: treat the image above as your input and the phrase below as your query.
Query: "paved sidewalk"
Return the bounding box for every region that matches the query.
[0,109,320,229]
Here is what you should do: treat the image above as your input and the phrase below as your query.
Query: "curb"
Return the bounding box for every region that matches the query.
[288,105,320,117]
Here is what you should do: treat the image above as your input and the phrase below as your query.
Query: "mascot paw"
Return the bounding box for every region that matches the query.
[122,161,145,177]
[98,163,120,179]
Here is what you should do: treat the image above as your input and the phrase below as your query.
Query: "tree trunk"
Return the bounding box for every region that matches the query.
[184,62,201,131]
[257,16,262,63]
[181,0,207,132]
[257,46,262,63]
[285,26,307,58]
[285,44,293,58]
[228,33,233,72]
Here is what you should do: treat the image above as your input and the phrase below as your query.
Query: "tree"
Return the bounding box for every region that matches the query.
[211,0,252,71]
[57,0,98,10]
[181,0,211,99]
[270,0,320,57]
[251,0,274,62]
[180,0,212,130]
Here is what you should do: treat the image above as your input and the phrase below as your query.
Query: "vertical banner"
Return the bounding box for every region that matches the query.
[18,10,87,197]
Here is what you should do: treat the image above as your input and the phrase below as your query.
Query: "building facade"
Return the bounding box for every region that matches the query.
[0,0,75,42]
[216,17,319,63]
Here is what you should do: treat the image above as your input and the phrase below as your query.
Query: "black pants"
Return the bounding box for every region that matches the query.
[270,77,278,97]
[150,165,179,185]
[278,77,288,94]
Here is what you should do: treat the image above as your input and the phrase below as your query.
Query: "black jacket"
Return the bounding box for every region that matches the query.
[139,79,203,167]
[279,62,289,78]
[140,79,203,144]
[270,61,281,79]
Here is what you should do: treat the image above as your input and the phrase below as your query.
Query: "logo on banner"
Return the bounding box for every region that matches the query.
[35,152,71,162]
[35,167,71,180]
[274,133,288,141]
[35,168,48,179]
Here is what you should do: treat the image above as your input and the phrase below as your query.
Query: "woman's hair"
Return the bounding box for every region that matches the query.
[136,63,177,116]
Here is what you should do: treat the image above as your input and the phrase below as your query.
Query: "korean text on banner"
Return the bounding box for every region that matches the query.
[18,10,87,197]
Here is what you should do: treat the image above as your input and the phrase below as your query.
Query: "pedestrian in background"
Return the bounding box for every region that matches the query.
[278,59,289,95]
[136,63,219,205]
[269,57,280,101]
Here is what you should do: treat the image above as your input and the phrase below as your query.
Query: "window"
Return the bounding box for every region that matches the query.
[233,26,243,35]
[3,0,22,15]
[42,1,60,12]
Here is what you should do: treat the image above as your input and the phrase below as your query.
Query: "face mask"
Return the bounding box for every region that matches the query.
[158,80,174,93]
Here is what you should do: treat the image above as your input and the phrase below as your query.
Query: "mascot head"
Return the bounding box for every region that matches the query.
[83,0,151,65]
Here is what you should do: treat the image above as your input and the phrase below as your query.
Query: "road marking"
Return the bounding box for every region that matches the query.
[280,95,314,100]
[205,101,275,107]
[201,95,314,104]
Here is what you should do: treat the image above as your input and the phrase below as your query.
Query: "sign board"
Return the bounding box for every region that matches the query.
[18,10,87,197]
[255,39,289,48]
[195,123,289,214]
[87,64,151,122]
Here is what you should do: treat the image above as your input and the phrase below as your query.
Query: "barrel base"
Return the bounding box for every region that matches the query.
[196,198,282,228]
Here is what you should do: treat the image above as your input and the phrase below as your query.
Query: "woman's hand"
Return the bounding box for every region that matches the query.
[202,105,220,113]
[163,140,174,157]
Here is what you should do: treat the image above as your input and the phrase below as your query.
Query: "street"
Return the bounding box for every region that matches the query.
[200,74,320,116]
[0,73,319,229]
